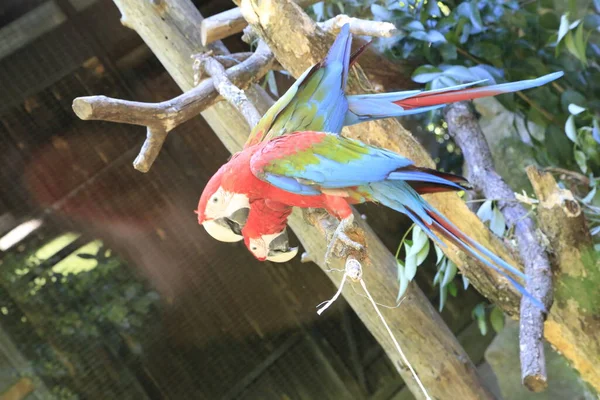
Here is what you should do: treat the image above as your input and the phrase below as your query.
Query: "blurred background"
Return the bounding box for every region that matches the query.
[0,0,597,399]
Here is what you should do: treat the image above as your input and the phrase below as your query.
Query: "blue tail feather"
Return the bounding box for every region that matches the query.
[368,181,546,312]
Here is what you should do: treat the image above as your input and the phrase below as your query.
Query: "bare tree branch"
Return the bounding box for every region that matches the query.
[443,101,553,392]
[72,41,274,172]
[318,14,398,37]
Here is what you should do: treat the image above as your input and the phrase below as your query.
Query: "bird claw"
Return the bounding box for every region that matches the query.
[324,216,364,265]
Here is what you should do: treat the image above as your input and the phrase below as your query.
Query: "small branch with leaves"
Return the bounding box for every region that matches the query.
[444,102,553,392]
[72,40,274,172]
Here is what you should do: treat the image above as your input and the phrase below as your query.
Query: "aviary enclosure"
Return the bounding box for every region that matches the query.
[0,0,598,399]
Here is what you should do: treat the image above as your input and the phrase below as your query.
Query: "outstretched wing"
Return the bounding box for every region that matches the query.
[244,24,358,148]
[249,132,413,194]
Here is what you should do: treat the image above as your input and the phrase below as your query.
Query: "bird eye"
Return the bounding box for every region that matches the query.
[212,197,219,203]
[251,246,257,251]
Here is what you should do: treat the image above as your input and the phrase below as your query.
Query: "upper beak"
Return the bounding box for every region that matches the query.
[201,207,249,243]
[202,218,243,242]
[265,228,299,263]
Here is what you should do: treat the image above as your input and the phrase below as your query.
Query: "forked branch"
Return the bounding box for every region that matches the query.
[444,102,553,392]
[72,41,274,172]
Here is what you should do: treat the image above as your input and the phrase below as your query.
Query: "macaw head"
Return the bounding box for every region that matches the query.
[244,229,299,263]
[196,167,250,242]
[242,201,298,262]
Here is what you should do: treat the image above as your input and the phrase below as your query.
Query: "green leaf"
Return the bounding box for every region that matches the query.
[396,261,409,302]
[405,20,425,31]
[431,75,458,89]
[565,115,577,142]
[561,90,587,113]
[404,244,418,281]
[439,43,457,61]
[433,258,447,286]
[427,0,441,17]
[478,316,488,336]
[442,65,476,82]
[457,1,483,33]
[409,226,428,257]
[593,119,600,144]
[472,303,488,335]
[564,29,586,65]
[447,281,458,297]
[470,42,502,63]
[439,284,448,312]
[490,306,505,333]
[574,149,588,173]
[412,65,442,83]
[568,103,586,115]
[371,4,392,20]
[490,206,506,237]
[426,30,447,43]
[472,302,486,319]
[462,275,470,290]
[434,244,444,265]
[573,23,588,66]
[415,240,430,266]
[557,14,570,47]
[441,259,457,287]
[476,200,494,222]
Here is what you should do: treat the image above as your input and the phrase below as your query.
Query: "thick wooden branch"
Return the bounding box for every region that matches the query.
[72,41,274,172]
[443,102,553,392]
[526,167,600,392]
[200,0,320,45]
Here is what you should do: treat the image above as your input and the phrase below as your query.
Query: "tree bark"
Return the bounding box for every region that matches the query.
[526,167,600,392]
[110,0,495,398]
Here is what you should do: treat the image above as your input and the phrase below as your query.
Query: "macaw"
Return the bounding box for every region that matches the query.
[197,23,564,263]
[200,130,547,311]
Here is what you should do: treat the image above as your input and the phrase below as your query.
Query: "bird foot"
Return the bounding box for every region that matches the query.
[324,216,364,265]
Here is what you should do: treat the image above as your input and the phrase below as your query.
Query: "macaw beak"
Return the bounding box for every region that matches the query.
[202,218,243,242]
[201,207,249,243]
[265,228,299,263]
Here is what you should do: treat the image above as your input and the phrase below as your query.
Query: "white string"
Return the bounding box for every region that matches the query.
[359,277,432,400]
[317,258,432,400]
[316,272,348,315]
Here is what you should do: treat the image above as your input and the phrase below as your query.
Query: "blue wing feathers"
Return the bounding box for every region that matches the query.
[368,181,545,312]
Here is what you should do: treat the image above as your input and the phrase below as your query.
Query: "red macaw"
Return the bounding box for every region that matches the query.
[199,130,546,311]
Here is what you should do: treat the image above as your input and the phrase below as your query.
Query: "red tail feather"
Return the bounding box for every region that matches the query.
[394,88,500,110]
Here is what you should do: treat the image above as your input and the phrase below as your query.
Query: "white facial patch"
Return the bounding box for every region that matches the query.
[204,187,250,220]
[248,237,268,260]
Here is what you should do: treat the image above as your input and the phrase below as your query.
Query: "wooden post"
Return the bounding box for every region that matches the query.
[110,0,496,398]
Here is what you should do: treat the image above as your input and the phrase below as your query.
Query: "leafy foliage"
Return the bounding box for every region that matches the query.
[0,231,159,398]
[313,0,600,236]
